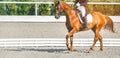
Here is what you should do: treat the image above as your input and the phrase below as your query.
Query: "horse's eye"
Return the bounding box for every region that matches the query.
[56,7,59,10]
[55,7,57,9]
[55,6,58,9]
[57,8,59,10]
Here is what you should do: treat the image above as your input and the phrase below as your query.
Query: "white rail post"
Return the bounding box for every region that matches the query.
[35,3,38,16]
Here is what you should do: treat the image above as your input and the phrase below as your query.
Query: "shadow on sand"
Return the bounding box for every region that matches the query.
[5,47,90,54]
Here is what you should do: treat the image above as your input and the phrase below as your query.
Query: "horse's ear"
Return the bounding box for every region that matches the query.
[58,1,60,4]
[55,1,60,5]
[54,1,59,4]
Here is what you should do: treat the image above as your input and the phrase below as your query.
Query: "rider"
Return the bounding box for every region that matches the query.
[74,0,89,28]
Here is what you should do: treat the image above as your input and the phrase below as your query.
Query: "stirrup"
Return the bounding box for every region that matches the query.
[83,23,87,28]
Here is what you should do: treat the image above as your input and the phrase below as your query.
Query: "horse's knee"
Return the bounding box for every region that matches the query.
[94,38,98,42]
[99,38,103,42]
[66,34,72,38]
[99,36,103,42]
[66,35,69,39]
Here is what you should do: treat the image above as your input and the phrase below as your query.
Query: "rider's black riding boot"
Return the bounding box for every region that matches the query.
[82,17,87,28]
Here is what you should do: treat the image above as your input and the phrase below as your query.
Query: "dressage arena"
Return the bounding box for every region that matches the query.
[0,16,119,58]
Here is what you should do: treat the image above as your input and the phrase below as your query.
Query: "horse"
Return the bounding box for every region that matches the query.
[54,1,115,52]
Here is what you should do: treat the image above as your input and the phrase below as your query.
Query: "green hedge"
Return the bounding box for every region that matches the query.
[0,0,120,16]
[0,4,35,15]
[0,4,120,16]
[38,4,55,15]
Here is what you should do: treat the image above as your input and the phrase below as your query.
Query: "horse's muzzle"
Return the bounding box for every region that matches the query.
[55,15,60,19]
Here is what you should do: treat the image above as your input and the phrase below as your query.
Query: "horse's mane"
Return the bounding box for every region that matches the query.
[60,1,73,10]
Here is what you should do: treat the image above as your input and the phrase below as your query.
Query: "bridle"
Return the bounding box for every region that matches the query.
[55,1,63,19]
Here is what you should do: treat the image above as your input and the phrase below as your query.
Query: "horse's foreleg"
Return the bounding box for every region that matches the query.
[66,28,77,52]
[70,35,74,52]
[98,34,103,51]
[66,35,70,50]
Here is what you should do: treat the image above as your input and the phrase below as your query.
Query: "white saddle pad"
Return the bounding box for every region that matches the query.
[86,14,93,23]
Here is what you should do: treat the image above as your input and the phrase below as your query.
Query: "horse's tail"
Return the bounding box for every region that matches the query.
[104,16,115,33]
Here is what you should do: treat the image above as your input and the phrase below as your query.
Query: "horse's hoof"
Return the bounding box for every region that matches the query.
[68,50,74,54]
[100,48,103,51]
[68,51,73,54]
[68,48,73,52]
[89,49,94,53]
[67,47,70,50]
[70,49,73,52]
[90,47,94,51]
[89,48,94,53]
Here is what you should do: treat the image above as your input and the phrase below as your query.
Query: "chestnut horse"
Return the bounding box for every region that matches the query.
[55,1,114,52]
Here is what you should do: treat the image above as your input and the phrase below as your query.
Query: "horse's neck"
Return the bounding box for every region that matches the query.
[62,2,76,20]
[63,6,73,17]
[64,9,77,24]
[64,9,73,18]
[62,2,72,12]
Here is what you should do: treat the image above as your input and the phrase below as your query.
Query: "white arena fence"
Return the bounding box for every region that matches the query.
[0,16,120,22]
[0,38,120,47]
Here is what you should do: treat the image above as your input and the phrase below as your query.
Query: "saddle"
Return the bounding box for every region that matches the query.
[77,12,93,30]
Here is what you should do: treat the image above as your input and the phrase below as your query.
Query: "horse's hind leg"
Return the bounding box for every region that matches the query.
[90,34,99,51]
[90,25,103,51]
[98,34,103,51]
[90,27,100,51]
